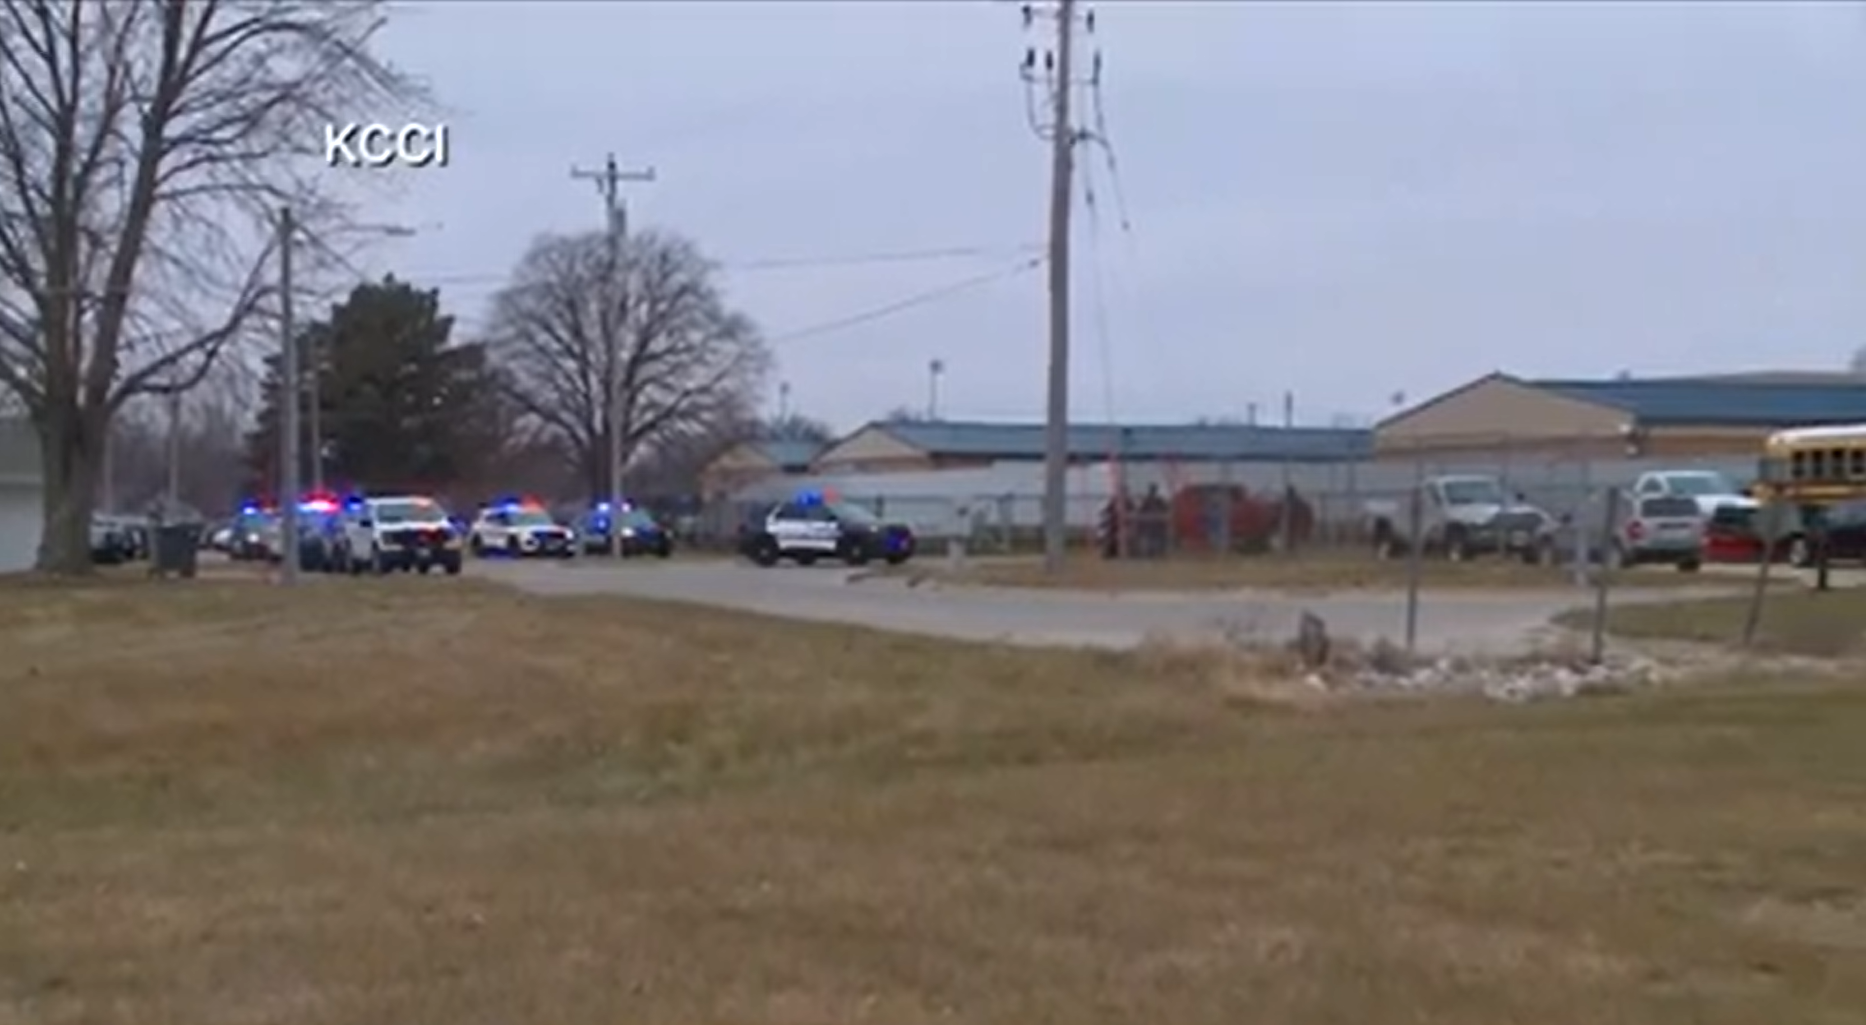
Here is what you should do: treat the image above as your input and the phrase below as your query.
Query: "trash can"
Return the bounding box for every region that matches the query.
[153,522,202,578]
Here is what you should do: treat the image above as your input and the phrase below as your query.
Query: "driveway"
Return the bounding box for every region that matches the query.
[478,559,1732,654]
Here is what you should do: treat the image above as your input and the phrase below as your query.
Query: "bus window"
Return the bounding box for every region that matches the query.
[1791,450,1809,481]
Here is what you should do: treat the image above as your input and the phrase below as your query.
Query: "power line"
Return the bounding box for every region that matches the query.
[766,256,1042,345]
[729,243,1041,272]
[393,243,1043,289]
[1081,150,1118,433]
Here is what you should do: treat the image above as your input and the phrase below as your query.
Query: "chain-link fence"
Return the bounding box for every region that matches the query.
[695,437,1761,556]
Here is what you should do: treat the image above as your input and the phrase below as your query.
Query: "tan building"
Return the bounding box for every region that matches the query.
[1377,372,1866,461]
[698,439,824,499]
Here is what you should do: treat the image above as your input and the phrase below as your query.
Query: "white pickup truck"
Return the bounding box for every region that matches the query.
[1629,469,1757,517]
[1364,473,1552,562]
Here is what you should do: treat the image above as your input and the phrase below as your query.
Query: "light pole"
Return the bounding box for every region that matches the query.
[306,222,422,495]
[927,358,944,420]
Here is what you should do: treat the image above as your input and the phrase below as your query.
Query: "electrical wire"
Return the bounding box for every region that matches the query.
[388,243,1044,289]
[1080,151,1119,431]
[766,256,1043,346]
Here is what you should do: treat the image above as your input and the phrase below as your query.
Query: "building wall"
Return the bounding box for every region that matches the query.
[0,416,40,486]
[0,483,41,572]
[1640,426,1772,459]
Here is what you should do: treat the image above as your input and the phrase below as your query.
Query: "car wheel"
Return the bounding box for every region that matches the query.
[1677,558,1701,573]
[505,537,521,559]
[796,552,819,566]
[1443,529,1468,562]
[1373,528,1397,561]
[442,556,462,576]
[469,535,485,557]
[749,535,780,567]
[370,545,390,575]
[885,552,910,566]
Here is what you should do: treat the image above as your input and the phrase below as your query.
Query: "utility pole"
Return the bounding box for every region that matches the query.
[927,358,945,420]
[778,380,791,421]
[306,326,322,495]
[277,205,300,585]
[1021,0,1097,574]
[571,152,654,557]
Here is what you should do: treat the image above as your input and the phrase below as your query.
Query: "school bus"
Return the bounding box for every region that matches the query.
[1758,423,1866,504]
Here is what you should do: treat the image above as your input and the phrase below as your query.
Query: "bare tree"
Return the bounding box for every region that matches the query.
[0,0,420,572]
[487,229,771,499]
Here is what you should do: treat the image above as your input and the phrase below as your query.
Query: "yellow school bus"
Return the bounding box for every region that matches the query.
[1758,423,1866,504]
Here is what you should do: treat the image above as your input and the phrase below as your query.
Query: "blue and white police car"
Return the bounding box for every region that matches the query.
[737,490,915,568]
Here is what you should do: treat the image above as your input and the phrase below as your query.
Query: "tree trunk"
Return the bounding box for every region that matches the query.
[34,409,102,575]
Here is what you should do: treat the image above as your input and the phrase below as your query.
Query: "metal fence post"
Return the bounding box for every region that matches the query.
[1404,448,1424,655]
[1571,453,1592,587]
[1741,499,1784,648]
[1587,485,1620,665]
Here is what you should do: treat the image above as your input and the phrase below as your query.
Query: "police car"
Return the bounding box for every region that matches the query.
[468,499,576,558]
[738,491,915,568]
[578,501,673,557]
[338,494,464,575]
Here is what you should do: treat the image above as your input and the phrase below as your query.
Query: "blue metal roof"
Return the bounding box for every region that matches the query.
[871,420,1372,462]
[753,440,824,470]
[1531,378,1866,428]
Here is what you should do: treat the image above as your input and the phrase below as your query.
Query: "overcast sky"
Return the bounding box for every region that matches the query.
[350,0,1866,432]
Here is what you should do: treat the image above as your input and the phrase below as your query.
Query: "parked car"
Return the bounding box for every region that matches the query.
[89,515,132,564]
[1630,469,1758,517]
[738,493,916,567]
[1538,492,1703,571]
[1702,504,1794,564]
[227,506,277,560]
[1785,500,1866,567]
[578,503,673,557]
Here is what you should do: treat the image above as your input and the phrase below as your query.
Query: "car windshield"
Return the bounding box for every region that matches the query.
[506,509,554,526]
[1661,472,1738,497]
[373,498,445,524]
[1439,478,1505,505]
[620,509,658,529]
[829,501,878,525]
[1639,496,1700,518]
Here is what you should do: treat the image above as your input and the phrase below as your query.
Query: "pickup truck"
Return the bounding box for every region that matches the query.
[1364,474,1551,562]
[1629,469,1757,517]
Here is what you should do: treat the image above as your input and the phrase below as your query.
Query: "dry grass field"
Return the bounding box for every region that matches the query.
[2,574,1863,1024]
[1573,584,1866,657]
[869,551,1745,593]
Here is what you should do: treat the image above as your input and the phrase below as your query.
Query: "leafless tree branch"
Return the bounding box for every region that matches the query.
[0,0,426,570]
[485,229,772,496]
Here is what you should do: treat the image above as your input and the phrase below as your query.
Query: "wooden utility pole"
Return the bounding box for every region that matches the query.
[571,153,654,556]
[1021,0,1096,574]
[277,205,299,585]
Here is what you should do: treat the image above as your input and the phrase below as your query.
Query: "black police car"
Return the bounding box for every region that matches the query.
[579,503,673,557]
[738,492,915,568]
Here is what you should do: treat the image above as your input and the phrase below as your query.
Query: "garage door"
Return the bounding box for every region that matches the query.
[0,484,42,573]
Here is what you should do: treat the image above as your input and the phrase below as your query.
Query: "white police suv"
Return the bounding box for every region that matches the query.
[339,495,464,575]
[468,499,575,558]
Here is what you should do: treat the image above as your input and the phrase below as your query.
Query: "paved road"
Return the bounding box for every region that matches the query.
[479,559,1738,654]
